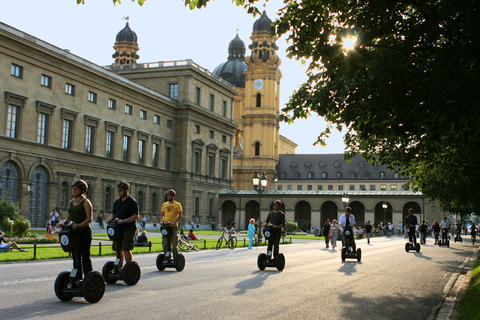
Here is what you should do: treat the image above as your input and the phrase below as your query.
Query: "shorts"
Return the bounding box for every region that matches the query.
[112,227,136,251]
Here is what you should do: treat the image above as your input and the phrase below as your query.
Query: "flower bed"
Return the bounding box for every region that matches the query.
[7,232,58,244]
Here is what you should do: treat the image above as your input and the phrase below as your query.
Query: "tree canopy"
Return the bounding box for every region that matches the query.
[77,0,480,212]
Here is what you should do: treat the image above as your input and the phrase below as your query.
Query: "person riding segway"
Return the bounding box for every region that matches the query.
[438,216,450,247]
[102,181,141,285]
[405,208,420,252]
[156,189,185,271]
[257,200,286,271]
[55,180,105,303]
[454,220,463,243]
[339,206,361,262]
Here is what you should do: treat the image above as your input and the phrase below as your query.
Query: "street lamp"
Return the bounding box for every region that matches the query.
[253,171,268,242]
[342,192,350,209]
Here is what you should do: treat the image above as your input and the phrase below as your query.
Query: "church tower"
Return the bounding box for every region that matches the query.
[234,11,282,190]
[112,22,140,65]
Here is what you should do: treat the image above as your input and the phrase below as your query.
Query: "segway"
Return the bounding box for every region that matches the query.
[341,225,361,262]
[257,226,285,271]
[405,226,421,252]
[102,219,141,285]
[454,229,463,243]
[54,224,105,303]
[438,229,450,247]
[156,224,185,272]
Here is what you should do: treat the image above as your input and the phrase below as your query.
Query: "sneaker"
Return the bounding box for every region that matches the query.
[20,249,28,252]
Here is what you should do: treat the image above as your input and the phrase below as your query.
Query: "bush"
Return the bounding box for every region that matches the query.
[0,216,14,235]
[0,195,22,234]
[284,221,297,233]
[12,218,30,238]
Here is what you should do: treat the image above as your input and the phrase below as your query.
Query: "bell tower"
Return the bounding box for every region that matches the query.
[233,11,282,190]
[112,22,140,65]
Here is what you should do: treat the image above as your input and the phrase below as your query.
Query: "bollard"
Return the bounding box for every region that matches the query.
[99,242,102,256]
[149,243,152,253]
[204,239,207,250]
[243,239,246,247]
[33,243,37,260]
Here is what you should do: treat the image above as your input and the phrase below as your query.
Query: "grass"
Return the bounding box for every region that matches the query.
[457,254,480,320]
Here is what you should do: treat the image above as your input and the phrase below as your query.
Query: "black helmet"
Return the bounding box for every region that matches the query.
[273,199,282,205]
[117,181,130,190]
[71,180,88,193]
[166,189,176,196]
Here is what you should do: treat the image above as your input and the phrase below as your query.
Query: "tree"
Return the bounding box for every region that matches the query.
[78,0,480,210]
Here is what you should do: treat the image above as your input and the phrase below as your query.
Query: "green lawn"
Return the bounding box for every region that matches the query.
[457,253,480,320]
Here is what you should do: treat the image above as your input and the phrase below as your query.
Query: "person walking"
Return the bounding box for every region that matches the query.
[160,189,183,259]
[247,218,256,249]
[330,219,339,250]
[322,219,331,248]
[50,208,59,228]
[365,221,373,244]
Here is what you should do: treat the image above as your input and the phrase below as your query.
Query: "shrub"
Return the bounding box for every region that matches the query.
[0,195,22,234]
[12,218,30,238]
[284,221,297,233]
[0,216,14,235]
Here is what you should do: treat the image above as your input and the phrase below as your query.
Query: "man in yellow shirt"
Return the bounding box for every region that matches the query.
[160,189,183,258]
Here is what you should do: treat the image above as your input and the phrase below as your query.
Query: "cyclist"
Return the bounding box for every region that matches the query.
[56,180,93,279]
[106,181,139,271]
[160,189,183,259]
[405,208,418,246]
[263,200,285,260]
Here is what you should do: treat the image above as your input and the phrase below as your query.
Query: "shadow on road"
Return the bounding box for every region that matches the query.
[232,270,278,296]
[338,261,361,275]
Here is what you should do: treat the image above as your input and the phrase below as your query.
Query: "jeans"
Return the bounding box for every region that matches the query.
[75,227,93,279]
[162,226,178,258]
[267,232,282,258]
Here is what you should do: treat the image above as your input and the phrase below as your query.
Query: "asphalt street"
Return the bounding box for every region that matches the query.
[0,235,477,320]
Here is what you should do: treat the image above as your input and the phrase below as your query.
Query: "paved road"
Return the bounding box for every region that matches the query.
[0,236,476,320]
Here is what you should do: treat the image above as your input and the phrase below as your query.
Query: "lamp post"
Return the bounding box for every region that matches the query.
[341,192,350,210]
[253,171,268,242]
[382,202,388,234]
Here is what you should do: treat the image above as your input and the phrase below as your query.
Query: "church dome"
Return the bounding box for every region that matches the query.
[213,34,247,88]
[253,11,272,33]
[116,22,138,44]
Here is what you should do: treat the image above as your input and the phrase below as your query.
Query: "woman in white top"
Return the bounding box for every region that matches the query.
[329,219,339,250]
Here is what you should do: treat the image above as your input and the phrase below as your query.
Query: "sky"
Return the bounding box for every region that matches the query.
[0,0,346,154]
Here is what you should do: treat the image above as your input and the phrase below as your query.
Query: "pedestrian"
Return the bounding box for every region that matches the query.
[50,208,59,228]
[247,218,255,249]
[141,215,147,230]
[191,219,195,230]
[330,219,339,250]
[106,181,139,271]
[56,180,93,279]
[211,219,216,231]
[322,219,331,248]
[397,221,403,236]
[365,221,373,244]
[160,189,183,259]
[432,221,440,244]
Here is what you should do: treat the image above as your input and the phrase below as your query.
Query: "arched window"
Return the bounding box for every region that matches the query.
[87,183,94,202]
[350,172,356,179]
[365,172,371,178]
[255,142,260,156]
[336,172,342,179]
[137,190,144,213]
[209,198,214,218]
[294,172,300,179]
[256,93,261,107]
[195,196,200,216]
[104,186,112,211]
[151,192,157,214]
[60,181,69,207]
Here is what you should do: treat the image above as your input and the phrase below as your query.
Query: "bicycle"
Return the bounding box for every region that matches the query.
[177,237,199,252]
[216,228,237,250]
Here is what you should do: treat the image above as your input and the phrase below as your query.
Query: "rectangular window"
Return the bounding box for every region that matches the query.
[193,151,200,174]
[154,115,160,124]
[222,101,227,117]
[209,130,214,138]
[380,184,387,191]
[169,83,178,100]
[138,140,145,164]
[222,135,227,143]
[165,146,172,170]
[277,185,283,191]
[297,185,303,190]
[167,119,173,129]
[328,185,334,190]
[360,184,366,191]
[123,135,130,161]
[6,105,18,138]
[152,143,159,168]
[210,94,214,111]
[221,158,227,179]
[37,113,48,144]
[317,185,323,190]
[307,185,313,190]
[41,75,52,88]
[338,185,344,191]
[88,91,97,103]
[11,64,23,78]
[62,119,72,149]
[208,155,214,177]
[106,131,114,158]
[108,98,116,110]
[125,104,132,115]
[391,184,397,191]
[394,173,399,179]
[85,125,94,154]
[195,125,200,134]
[349,185,355,191]
[196,87,201,105]
[140,110,147,120]
[287,185,293,190]
[370,185,376,191]
[65,83,75,96]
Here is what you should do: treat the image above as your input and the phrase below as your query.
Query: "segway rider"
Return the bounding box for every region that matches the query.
[107,181,139,270]
[432,221,440,245]
[160,189,183,259]
[455,220,462,238]
[405,208,418,245]
[56,180,93,279]
[440,216,450,242]
[471,224,477,241]
[339,206,355,248]
[263,200,285,259]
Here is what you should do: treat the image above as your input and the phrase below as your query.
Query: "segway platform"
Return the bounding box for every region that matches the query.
[156,224,185,272]
[404,227,421,252]
[438,229,450,247]
[341,226,361,262]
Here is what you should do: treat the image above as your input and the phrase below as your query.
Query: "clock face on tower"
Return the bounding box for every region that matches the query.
[253,79,264,90]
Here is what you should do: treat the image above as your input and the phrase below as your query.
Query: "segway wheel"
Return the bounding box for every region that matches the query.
[102,261,118,284]
[415,243,420,252]
[357,248,362,262]
[257,253,267,270]
[156,253,166,271]
[82,271,105,303]
[122,261,141,285]
[341,248,346,261]
[275,253,285,271]
[174,254,185,272]
[405,243,410,253]
[447,240,450,248]
[54,271,75,301]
